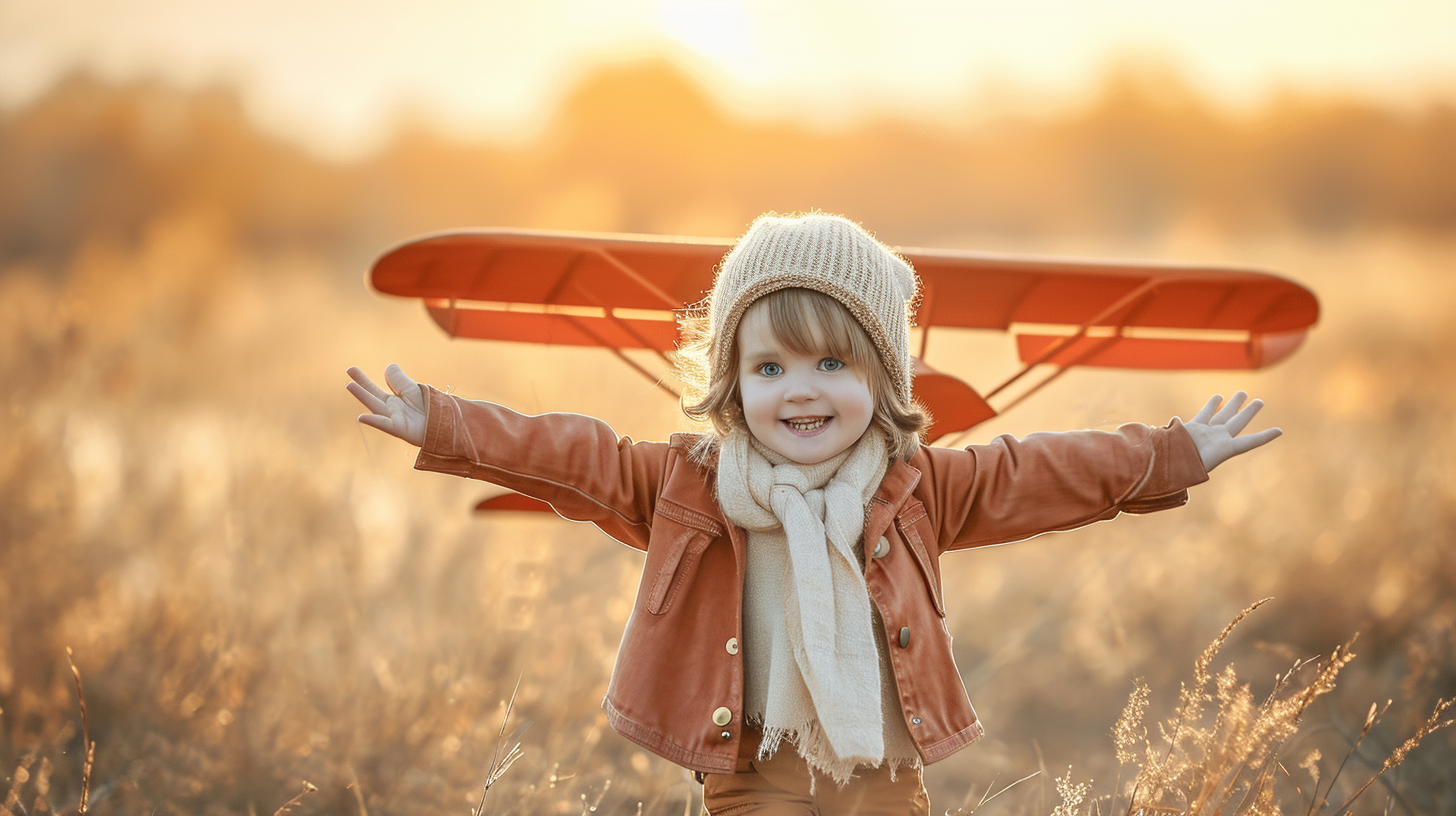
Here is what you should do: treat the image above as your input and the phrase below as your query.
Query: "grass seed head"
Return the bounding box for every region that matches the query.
[1299,749,1321,786]
[1049,768,1090,816]
[1382,697,1453,772]
[1114,679,1151,765]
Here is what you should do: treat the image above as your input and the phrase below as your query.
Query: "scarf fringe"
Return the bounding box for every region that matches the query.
[754,717,922,791]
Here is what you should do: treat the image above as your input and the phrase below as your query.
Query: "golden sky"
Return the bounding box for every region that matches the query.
[3,0,1454,160]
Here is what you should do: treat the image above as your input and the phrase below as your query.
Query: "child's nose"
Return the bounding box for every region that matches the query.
[783,374,818,401]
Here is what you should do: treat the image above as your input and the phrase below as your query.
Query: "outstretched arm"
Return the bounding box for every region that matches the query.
[1182,391,1281,472]
[349,366,671,549]
[929,417,1208,552]
[928,392,1277,553]
[346,364,426,446]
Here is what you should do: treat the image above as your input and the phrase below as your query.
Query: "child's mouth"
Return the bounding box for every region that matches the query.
[783,417,830,435]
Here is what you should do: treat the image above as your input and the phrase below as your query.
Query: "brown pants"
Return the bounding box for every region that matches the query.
[702,743,930,816]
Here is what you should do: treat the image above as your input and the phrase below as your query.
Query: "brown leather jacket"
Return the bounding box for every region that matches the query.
[413,386,1209,773]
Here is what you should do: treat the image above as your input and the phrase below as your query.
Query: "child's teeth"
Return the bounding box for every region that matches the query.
[788,418,826,431]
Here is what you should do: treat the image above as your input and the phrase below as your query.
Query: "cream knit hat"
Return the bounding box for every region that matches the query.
[708,213,920,401]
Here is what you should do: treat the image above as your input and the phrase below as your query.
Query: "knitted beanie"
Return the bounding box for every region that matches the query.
[709,213,920,401]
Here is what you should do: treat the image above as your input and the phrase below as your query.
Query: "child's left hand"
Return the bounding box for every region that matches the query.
[1182,391,1282,472]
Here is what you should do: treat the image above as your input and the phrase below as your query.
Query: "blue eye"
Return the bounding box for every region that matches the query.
[758,362,783,377]
[819,358,845,372]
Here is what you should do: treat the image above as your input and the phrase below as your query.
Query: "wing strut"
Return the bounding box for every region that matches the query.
[556,251,682,398]
[992,332,1121,413]
[554,311,681,399]
[936,280,1162,448]
[984,279,1160,401]
[596,249,687,310]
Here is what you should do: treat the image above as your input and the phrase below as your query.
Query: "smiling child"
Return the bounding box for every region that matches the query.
[347,212,1278,815]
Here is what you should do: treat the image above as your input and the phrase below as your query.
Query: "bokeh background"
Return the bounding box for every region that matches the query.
[3,2,1455,814]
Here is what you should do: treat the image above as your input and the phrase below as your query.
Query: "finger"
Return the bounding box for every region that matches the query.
[1231,426,1282,454]
[347,366,391,402]
[1192,394,1222,425]
[359,412,402,437]
[346,381,389,415]
[1224,398,1264,436]
[1212,391,1248,425]
[384,363,419,399]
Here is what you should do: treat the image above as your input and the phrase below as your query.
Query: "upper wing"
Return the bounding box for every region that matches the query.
[371,229,1319,443]
[372,228,1318,369]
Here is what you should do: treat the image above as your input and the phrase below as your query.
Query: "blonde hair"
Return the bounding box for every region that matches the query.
[678,288,931,463]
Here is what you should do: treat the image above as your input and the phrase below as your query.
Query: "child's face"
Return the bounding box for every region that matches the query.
[735,301,874,465]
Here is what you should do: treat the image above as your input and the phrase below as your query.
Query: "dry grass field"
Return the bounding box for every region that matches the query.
[2,66,1454,815]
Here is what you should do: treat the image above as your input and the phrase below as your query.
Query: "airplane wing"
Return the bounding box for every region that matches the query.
[372,228,1318,443]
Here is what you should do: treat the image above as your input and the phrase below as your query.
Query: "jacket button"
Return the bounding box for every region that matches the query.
[899,627,911,648]
[721,730,732,740]
[872,536,890,558]
[726,637,739,655]
[712,707,733,726]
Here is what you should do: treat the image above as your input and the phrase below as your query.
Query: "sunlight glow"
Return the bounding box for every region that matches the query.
[657,0,762,79]
[1,0,1453,159]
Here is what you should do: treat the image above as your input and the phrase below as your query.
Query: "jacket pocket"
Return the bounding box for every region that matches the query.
[895,503,946,618]
[644,499,722,616]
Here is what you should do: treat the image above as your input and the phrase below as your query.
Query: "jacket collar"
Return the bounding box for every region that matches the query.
[868,457,922,539]
[872,457,923,511]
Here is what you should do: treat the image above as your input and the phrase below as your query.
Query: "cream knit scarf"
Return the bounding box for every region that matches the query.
[716,428,894,786]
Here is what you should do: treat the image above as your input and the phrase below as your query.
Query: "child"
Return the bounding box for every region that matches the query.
[346,213,1279,815]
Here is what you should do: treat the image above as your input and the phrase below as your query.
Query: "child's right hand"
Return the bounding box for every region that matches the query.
[347,364,426,447]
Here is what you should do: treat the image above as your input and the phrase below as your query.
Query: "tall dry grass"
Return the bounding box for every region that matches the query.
[2,64,1455,814]
[1103,600,1453,815]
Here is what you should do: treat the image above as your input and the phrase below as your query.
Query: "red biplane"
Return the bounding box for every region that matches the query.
[370,228,1318,513]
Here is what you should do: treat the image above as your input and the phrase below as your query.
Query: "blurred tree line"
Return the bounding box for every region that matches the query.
[2,58,1454,273]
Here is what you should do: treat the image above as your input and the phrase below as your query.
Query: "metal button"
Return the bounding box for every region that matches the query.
[712,707,733,726]
[912,717,922,725]
[721,730,732,740]
[872,536,890,558]
[726,637,739,655]
[899,627,911,648]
